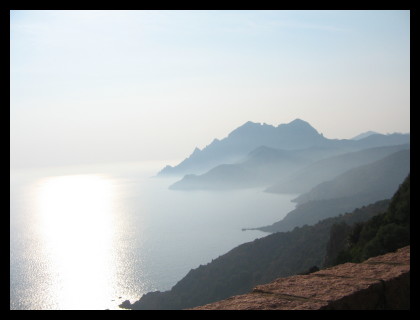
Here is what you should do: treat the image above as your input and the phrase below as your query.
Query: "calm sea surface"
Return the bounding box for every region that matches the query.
[10,161,297,310]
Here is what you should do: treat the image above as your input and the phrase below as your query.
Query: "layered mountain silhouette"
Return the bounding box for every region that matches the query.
[257,149,410,233]
[122,119,410,310]
[159,119,330,177]
[169,146,310,190]
[292,149,410,206]
[161,119,409,191]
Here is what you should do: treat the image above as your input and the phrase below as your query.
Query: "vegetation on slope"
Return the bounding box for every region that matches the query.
[331,174,410,265]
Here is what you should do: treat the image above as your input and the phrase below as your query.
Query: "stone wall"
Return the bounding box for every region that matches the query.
[190,246,410,310]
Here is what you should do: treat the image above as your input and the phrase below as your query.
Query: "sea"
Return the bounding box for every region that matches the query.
[10,161,297,310]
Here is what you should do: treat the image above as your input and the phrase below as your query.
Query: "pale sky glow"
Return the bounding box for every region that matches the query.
[10,10,410,169]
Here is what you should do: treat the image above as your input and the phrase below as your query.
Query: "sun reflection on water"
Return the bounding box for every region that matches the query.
[35,174,117,309]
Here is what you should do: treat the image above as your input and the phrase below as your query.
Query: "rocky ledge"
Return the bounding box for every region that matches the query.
[190,246,410,310]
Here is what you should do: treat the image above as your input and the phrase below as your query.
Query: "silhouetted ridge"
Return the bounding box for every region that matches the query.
[169,164,255,190]
[157,119,409,186]
[169,145,309,190]
[278,118,319,135]
[351,131,379,140]
[157,119,329,177]
[227,121,271,138]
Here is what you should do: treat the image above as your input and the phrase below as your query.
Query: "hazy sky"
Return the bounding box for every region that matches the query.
[10,10,410,169]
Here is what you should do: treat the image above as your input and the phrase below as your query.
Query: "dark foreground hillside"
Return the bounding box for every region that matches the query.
[122,174,409,310]
[332,174,410,265]
[191,246,410,310]
[121,201,391,309]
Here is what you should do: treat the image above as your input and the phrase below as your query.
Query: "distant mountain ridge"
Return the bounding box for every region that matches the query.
[158,119,328,176]
[292,149,410,205]
[158,119,410,187]
[351,131,379,140]
[158,118,409,201]
[169,146,310,190]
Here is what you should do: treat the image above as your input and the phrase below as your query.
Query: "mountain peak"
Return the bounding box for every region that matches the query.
[244,120,258,125]
[276,119,321,137]
[351,131,380,140]
[241,121,262,128]
[290,118,307,124]
[282,118,313,128]
[227,121,272,138]
[236,119,313,131]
